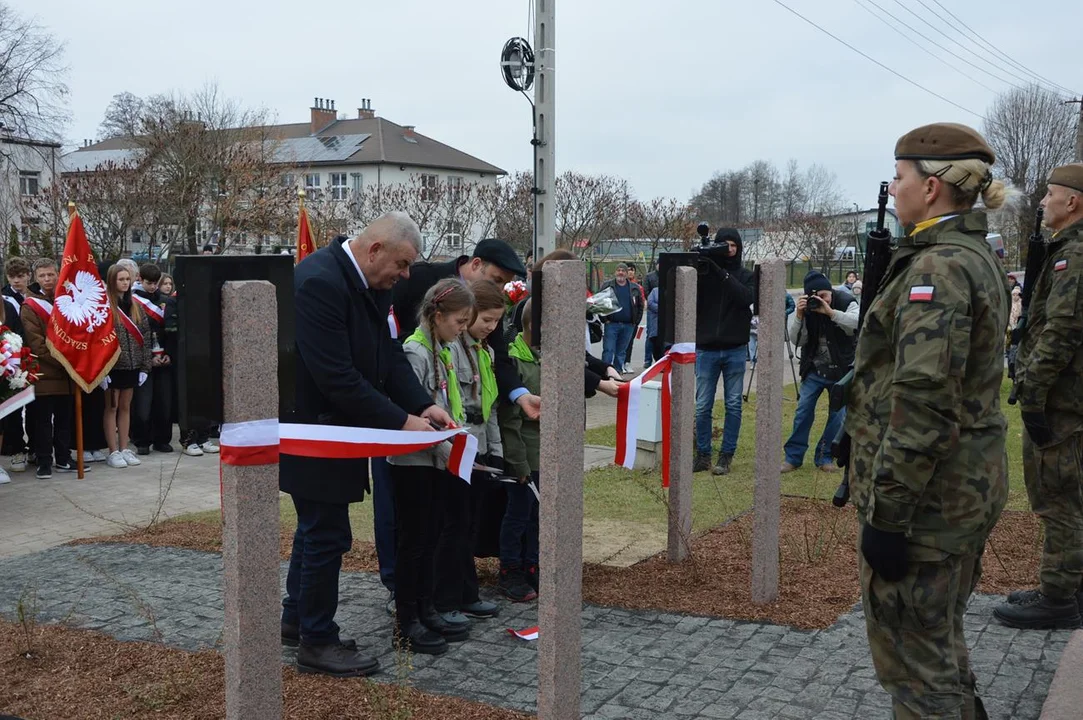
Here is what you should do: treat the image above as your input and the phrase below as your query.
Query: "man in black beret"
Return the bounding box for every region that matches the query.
[374,238,532,612]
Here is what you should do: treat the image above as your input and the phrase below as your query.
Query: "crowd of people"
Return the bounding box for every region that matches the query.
[0,255,217,485]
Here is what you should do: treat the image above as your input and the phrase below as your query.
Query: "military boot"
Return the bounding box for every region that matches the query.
[712,452,733,476]
[693,452,711,473]
[993,592,1082,630]
[1005,588,1041,605]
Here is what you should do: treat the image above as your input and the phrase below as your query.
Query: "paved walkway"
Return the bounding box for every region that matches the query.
[0,542,1066,719]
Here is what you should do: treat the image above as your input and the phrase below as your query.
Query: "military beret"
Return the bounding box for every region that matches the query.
[894,122,995,164]
[1048,163,1083,193]
[473,238,527,277]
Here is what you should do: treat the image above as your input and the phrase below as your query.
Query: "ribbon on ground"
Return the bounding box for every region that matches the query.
[507,625,539,641]
[220,419,478,484]
[614,342,696,488]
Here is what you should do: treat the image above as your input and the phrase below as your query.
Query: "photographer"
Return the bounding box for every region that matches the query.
[781,271,858,473]
[694,228,756,475]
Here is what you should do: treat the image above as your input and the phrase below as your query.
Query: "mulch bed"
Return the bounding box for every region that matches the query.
[0,620,531,720]
[72,499,1042,630]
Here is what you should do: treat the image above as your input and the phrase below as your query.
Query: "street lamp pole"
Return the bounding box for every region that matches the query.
[533,0,555,262]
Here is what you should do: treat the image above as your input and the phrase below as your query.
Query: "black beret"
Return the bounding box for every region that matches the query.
[1048,163,1083,193]
[473,238,527,277]
[895,122,995,164]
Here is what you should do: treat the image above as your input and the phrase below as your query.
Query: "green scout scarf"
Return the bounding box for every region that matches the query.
[508,332,538,364]
[473,341,499,422]
[405,328,464,424]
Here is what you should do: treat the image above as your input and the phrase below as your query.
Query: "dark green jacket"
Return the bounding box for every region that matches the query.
[498,337,540,478]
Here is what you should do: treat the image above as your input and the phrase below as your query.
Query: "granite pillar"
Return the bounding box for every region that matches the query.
[221,281,282,720]
[667,266,697,563]
[752,260,784,604]
[537,259,585,720]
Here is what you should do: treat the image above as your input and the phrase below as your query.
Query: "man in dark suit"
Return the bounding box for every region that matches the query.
[279,211,454,677]
[373,239,532,607]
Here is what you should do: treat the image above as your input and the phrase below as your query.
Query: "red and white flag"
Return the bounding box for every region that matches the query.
[46,209,120,392]
[296,199,315,264]
[132,293,164,324]
[507,626,539,641]
[388,307,401,339]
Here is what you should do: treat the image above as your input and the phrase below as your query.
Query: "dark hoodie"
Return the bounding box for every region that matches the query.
[695,228,756,350]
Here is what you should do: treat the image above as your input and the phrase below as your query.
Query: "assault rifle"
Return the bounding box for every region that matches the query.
[830,181,893,508]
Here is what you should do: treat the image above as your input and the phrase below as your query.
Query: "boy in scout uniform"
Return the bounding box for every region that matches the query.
[995,163,1083,630]
[846,123,1010,719]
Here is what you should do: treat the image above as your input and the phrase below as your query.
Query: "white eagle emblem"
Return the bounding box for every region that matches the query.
[55,270,110,331]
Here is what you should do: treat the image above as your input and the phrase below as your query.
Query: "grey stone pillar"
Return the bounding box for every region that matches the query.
[667,266,697,562]
[221,281,282,720]
[752,260,784,604]
[537,259,585,720]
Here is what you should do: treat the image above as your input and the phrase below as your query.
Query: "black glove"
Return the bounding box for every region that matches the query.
[861,524,908,582]
[1021,411,1054,446]
[486,455,505,473]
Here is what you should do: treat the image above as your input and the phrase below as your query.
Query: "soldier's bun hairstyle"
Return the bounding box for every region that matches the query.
[917,158,1009,211]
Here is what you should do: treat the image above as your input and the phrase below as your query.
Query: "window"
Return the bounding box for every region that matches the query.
[350,173,363,193]
[420,174,438,203]
[330,173,348,200]
[19,171,40,197]
[448,176,464,203]
[304,173,321,199]
[281,173,296,190]
[444,221,464,250]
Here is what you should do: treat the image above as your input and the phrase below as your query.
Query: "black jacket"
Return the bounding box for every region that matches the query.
[133,287,165,334]
[695,239,756,350]
[280,241,433,505]
[599,279,645,326]
[1,284,24,337]
[797,289,857,381]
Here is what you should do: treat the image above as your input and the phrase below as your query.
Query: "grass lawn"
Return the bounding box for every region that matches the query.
[174,379,1027,546]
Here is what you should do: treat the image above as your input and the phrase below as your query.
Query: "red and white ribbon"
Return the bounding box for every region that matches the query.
[614,342,696,488]
[133,294,164,324]
[0,386,34,422]
[220,419,479,484]
[507,625,539,641]
[387,307,400,339]
[117,307,144,346]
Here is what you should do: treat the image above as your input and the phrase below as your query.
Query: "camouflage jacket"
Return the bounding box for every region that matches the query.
[844,211,1010,556]
[1016,218,1083,437]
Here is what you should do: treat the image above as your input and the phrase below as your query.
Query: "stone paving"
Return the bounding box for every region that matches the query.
[0,542,1067,719]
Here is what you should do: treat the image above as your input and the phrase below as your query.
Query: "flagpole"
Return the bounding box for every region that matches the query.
[67,202,86,481]
[296,188,306,264]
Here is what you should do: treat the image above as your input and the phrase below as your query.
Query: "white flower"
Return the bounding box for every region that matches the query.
[3,332,22,352]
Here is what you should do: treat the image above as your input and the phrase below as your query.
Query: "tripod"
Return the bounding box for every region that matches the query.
[743,327,800,403]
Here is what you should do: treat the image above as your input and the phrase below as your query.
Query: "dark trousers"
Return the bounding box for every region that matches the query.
[371,457,397,591]
[390,464,447,623]
[281,495,352,646]
[70,389,106,451]
[132,367,173,447]
[1,407,26,455]
[500,471,540,569]
[33,395,73,466]
[434,471,480,612]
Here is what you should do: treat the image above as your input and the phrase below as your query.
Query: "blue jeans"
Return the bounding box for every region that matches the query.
[784,372,847,468]
[602,322,635,372]
[499,471,539,569]
[282,495,352,645]
[695,346,747,457]
[371,457,396,591]
[748,335,758,362]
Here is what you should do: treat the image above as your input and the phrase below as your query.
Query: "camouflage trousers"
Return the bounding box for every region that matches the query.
[1023,431,1083,600]
[860,536,984,719]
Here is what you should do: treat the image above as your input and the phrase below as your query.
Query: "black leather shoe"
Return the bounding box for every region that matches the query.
[281,623,357,650]
[296,642,379,677]
[136,445,151,456]
[420,605,469,642]
[993,593,1082,630]
[152,443,174,453]
[394,620,448,655]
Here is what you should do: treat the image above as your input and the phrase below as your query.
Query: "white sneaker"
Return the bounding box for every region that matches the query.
[91,449,109,462]
[201,440,220,454]
[120,448,142,466]
[9,452,26,472]
[184,443,204,457]
[107,451,128,468]
[82,450,95,464]
[0,466,10,484]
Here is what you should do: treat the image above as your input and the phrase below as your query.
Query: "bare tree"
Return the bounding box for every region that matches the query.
[628,197,695,267]
[0,3,68,141]
[98,91,145,140]
[554,171,624,257]
[984,84,1078,263]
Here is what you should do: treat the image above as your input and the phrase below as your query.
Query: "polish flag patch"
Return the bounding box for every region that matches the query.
[909,285,935,302]
[508,626,539,641]
[1055,259,1068,272]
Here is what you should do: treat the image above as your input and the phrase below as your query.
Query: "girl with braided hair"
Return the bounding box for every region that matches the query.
[387,278,475,655]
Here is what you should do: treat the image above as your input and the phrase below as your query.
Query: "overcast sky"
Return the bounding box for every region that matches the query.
[20,0,1083,209]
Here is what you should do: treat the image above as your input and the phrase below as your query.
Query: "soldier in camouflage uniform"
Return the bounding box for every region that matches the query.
[846,123,1010,719]
[994,163,1083,630]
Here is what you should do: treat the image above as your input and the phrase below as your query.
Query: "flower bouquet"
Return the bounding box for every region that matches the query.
[503,280,529,312]
[0,326,39,420]
[585,286,622,318]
